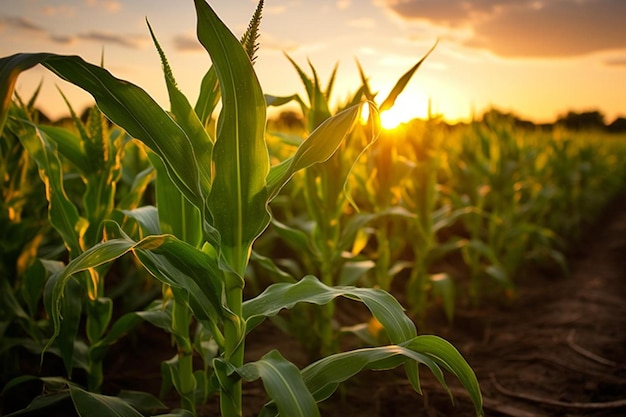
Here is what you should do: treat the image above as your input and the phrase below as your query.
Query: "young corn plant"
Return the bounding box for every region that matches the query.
[2,83,156,394]
[0,1,483,416]
[260,56,387,358]
[353,45,437,294]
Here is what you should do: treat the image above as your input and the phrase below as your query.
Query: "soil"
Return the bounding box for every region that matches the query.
[250,192,626,417]
[3,194,625,417]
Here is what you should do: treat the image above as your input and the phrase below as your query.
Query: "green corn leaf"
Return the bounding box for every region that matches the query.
[55,279,82,376]
[194,66,220,128]
[148,151,202,247]
[121,206,161,236]
[355,58,376,101]
[264,93,301,108]
[90,301,173,363]
[243,275,416,343]
[70,385,144,417]
[0,53,50,133]
[235,350,320,417]
[379,42,436,112]
[404,336,483,416]
[44,222,226,355]
[195,0,270,276]
[38,125,90,174]
[270,219,313,254]
[117,166,156,211]
[8,118,87,257]
[300,345,442,403]
[324,62,339,100]
[266,104,361,201]
[0,52,204,210]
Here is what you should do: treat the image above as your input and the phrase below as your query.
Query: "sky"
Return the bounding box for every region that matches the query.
[0,0,624,124]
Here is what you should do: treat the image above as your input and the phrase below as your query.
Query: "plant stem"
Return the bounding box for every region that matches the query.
[318,261,335,358]
[172,298,197,414]
[220,274,245,417]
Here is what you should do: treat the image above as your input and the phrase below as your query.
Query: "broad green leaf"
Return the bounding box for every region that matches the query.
[8,118,86,257]
[194,66,220,127]
[250,250,297,283]
[243,275,416,344]
[338,260,375,286]
[270,219,312,254]
[86,297,113,344]
[0,53,204,210]
[149,152,202,247]
[39,125,90,174]
[195,0,270,276]
[266,104,361,200]
[117,166,156,211]
[44,222,226,355]
[121,206,161,236]
[235,350,320,417]
[405,336,483,416]
[300,345,442,403]
[4,392,70,417]
[70,385,144,417]
[0,53,51,133]
[116,390,167,414]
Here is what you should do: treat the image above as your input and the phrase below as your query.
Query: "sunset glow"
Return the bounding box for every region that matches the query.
[0,1,623,124]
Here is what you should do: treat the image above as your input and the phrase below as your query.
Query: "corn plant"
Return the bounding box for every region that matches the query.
[0,1,483,416]
[258,56,387,358]
[1,81,158,396]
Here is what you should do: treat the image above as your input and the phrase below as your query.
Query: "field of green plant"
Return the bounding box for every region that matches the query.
[1,1,625,416]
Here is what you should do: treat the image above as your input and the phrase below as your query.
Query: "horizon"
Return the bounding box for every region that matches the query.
[1,0,625,124]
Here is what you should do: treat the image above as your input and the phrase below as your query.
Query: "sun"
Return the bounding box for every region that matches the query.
[379,94,429,130]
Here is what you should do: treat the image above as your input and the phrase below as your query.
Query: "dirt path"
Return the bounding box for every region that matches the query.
[305,194,626,417]
[463,193,626,417]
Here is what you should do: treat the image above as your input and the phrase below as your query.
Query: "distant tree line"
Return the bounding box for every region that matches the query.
[475,108,626,133]
[34,105,626,134]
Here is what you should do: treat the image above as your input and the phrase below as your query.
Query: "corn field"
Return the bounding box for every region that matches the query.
[1,1,625,416]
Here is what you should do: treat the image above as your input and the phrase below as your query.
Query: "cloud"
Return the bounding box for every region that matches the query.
[41,6,76,17]
[85,0,122,13]
[381,0,626,58]
[604,56,626,68]
[172,34,204,52]
[0,15,142,48]
[0,16,45,33]
[77,31,145,49]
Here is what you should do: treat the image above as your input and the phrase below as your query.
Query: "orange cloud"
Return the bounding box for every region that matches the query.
[383,0,626,57]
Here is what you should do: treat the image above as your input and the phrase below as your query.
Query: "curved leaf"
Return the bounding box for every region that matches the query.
[0,52,203,210]
[44,222,226,355]
[267,104,361,201]
[235,350,320,417]
[404,336,483,416]
[243,275,416,343]
[70,385,144,417]
[300,345,443,402]
[8,118,86,257]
